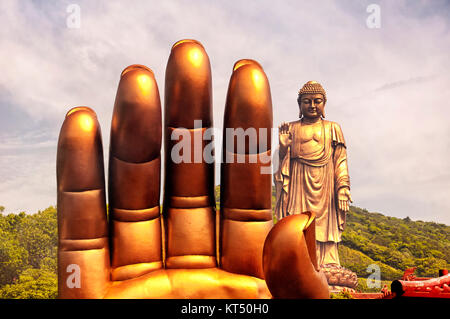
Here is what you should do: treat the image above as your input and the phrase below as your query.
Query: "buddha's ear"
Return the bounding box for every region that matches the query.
[297,95,303,118]
[321,99,326,118]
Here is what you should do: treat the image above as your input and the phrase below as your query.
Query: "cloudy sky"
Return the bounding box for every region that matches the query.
[1,0,449,224]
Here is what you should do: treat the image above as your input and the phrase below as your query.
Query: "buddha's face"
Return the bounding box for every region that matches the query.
[298,93,325,119]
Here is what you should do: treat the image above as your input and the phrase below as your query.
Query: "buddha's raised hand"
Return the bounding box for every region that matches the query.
[278,122,292,149]
[56,39,329,299]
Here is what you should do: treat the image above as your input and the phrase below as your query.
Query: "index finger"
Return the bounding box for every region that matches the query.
[56,107,110,298]
[221,59,273,279]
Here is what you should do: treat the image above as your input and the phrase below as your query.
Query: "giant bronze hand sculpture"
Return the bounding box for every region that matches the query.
[56,40,329,299]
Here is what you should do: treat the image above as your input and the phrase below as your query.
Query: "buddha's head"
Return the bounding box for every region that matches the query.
[297,81,327,119]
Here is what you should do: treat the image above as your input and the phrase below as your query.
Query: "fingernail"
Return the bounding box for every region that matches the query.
[224,59,272,154]
[111,64,162,163]
[165,39,212,128]
[57,107,104,192]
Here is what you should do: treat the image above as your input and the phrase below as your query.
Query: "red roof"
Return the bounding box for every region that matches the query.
[390,273,450,298]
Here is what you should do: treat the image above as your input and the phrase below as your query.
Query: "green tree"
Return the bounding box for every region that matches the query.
[0,207,58,298]
[0,232,29,285]
[16,207,57,269]
[0,268,57,299]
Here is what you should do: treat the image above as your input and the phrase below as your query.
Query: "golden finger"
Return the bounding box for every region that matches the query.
[220,59,273,279]
[109,65,163,281]
[57,107,110,298]
[263,213,330,298]
[163,39,216,269]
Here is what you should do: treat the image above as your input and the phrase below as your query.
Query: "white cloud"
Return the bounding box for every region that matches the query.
[0,0,449,224]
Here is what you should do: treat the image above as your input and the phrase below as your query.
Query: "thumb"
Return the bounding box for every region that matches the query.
[347,191,353,203]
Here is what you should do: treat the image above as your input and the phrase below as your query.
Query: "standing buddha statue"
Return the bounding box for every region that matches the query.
[275,81,352,268]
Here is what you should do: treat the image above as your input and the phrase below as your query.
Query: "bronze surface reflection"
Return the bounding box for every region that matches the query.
[56,40,329,299]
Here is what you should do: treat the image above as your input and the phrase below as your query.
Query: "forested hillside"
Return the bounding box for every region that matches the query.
[339,206,449,280]
[0,199,448,298]
[0,206,57,298]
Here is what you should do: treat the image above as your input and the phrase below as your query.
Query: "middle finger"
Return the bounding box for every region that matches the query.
[163,39,217,269]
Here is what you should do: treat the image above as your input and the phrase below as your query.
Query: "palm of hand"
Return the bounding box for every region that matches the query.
[278,122,292,148]
[57,40,329,299]
[337,188,353,212]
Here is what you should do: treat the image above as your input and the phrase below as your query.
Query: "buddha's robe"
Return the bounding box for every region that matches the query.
[275,119,350,265]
